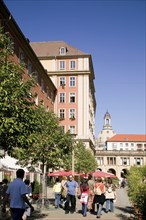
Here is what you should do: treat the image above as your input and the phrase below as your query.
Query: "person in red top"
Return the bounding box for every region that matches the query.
[80,178,89,217]
[93,177,105,218]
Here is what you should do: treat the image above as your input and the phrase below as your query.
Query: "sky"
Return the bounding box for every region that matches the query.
[3,0,146,136]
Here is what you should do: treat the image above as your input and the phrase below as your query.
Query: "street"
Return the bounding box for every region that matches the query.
[29,187,135,220]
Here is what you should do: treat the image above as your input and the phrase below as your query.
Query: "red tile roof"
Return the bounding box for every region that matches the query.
[107,134,146,142]
[30,41,88,57]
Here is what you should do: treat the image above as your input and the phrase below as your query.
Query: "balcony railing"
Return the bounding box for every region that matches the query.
[95,150,146,156]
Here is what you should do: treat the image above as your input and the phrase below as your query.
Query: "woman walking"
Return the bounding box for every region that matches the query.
[93,177,105,218]
[53,178,62,209]
[80,178,89,217]
[87,174,95,213]
[105,178,116,213]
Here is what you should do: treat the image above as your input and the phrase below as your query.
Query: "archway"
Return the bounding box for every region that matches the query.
[107,168,116,176]
[121,169,128,178]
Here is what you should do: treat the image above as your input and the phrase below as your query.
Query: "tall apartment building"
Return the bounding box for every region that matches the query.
[30,41,96,151]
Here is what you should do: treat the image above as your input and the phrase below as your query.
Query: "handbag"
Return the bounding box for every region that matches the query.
[61,188,67,198]
[80,193,88,204]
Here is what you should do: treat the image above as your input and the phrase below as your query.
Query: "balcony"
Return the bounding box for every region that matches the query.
[95,150,146,157]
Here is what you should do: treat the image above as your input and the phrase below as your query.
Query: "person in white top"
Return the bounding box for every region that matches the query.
[53,178,62,209]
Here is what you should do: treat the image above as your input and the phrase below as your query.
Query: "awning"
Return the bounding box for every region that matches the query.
[0,155,41,173]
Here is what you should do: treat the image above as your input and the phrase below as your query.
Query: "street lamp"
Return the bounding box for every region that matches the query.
[71,133,76,176]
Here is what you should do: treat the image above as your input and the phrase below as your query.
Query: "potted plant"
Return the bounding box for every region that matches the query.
[32,180,40,201]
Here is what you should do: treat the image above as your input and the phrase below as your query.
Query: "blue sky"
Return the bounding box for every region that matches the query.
[4,0,146,136]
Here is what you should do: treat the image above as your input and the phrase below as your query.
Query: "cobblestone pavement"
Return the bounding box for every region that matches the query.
[28,187,135,220]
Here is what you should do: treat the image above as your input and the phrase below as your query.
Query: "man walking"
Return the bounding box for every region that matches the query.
[3,169,34,220]
[64,175,78,214]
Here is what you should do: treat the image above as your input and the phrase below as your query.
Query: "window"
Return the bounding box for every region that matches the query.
[137,144,142,151]
[96,157,103,165]
[107,157,116,165]
[70,77,75,87]
[70,60,75,69]
[134,157,143,166]
[144,144,146,151]
[106,119,109,125]
[59,109,65,119]
[112,143,117,150]
[33,72,39,84]
[60,47,66,55]
[60,77,65,86]
[41,79,44,91]
[46,86,49,98]
[19,49,24,64]
[28,60,32,75]
[70,93,75,103]
[69,126,76,134]
[35,94,38,106]
[59,93,65,103]
[69,109,75,119]
[51,92,55,103]
[121,157,130,165]
[46,106,49,112]
[59,61,65,70]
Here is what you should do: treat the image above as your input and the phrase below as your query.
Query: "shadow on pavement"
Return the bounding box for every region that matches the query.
[28,210,48,219]
[115,206,136,220]
[115,213,136,220]
[115,205,134,214]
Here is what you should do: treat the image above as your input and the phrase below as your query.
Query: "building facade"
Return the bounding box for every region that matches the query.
[0,0,56,181]
[0,0,56,112]
[96,113,146,178]
[96,111,116,150]
[30,41,96,151]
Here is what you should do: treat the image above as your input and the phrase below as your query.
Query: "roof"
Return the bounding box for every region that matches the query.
[30,41,88,57]
[107,134,146,142]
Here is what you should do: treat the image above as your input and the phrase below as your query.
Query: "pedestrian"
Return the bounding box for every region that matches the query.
[64,175,79,214]
[53,177,62,209]
[22,179,33,220]
[93,177,105,218]
[87,173,95,213]
[3,169,34,220]
[80,177,89,217]
[105,178,116,213]
[61,176,67,200]
[1,179,9,218]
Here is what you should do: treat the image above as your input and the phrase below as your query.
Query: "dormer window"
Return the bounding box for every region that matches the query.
[60,47,66,55]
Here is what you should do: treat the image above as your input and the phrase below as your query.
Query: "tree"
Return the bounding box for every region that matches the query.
[127,166,146,219]
[63,140,97,174]
[0,27,38,155]
[14,106,73,173]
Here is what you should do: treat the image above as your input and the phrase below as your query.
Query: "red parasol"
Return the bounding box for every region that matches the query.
[92,170,117,178]
[48,170,83,177]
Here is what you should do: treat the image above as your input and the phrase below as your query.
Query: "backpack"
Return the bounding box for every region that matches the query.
[108,186,112,193]
[94,186,102,195]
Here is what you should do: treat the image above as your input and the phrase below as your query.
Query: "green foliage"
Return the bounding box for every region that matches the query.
[14,106,73,172]
[63,140,97,173]
[33,179,40,194]
[0,27,37,154]
[127,165,146,217]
